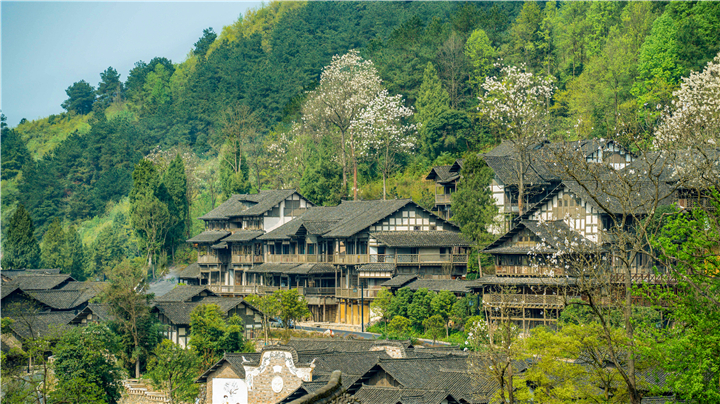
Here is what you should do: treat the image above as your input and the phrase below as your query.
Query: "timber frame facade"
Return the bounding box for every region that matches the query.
[185,191,470,326]
[474,140,688,330]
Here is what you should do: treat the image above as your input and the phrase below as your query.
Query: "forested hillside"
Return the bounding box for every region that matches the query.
[2,1,719,279]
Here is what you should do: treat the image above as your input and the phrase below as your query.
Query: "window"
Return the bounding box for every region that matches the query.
[268,206,280,217]
[284,200,301,216]
[307,244,315,255]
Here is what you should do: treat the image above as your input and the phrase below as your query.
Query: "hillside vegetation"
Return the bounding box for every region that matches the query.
[2,1,719,277]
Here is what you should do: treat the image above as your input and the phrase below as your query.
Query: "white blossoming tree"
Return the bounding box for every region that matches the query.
[301,50,383,200]
[478,64,555,214]
[351,89,416,200]
[654,52,720,150]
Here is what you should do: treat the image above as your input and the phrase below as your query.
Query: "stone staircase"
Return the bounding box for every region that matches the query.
[120,379,170,404]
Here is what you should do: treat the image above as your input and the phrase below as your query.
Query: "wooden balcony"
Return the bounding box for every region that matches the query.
[609,273,676,284]
[495,265,563,277]
[207,285,304,295]
[304,287,336,296]
[435,194,452,204]
[265,254,325,263]
[198,254,222,264]
[232,254,263,264]
[483,293,565,308]
[335,287,382,299]
[263,253,469,265]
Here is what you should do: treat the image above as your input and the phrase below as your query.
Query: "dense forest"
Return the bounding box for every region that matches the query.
[2,1,719,279]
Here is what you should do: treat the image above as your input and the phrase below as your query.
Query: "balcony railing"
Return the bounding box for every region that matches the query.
[304,287,337,296]
[435,194,452,204]
[264,253,468,265]
[232,254,264,264]
[265,254,325,263]
[206,285,305,295]
[335,287,382,299]
[483,293,565,308]
[495,265,563,277]
[609,273,676,284]
[198,255,222,264]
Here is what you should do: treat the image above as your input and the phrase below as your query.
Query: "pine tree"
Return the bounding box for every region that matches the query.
[40,218,67,270]
[1,127,31,180]
[162,155,190,250]
[2,205,41,269]
[416,62,451,158]
[66,225,88,281]
[465,28,497,93]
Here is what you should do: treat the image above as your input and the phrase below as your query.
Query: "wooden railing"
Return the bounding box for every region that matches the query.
[435,194,452,204]
[483,293,565,308]
[304,287,336,296]
[495,265,563,277]
[198,255,221,264]
[264,253,468,265]
[335,287,382,299]
[609,273,676,284]
[265,254,325,263]
[207,285,305,295]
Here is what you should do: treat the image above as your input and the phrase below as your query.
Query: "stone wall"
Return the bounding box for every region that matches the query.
[244,350,313,404]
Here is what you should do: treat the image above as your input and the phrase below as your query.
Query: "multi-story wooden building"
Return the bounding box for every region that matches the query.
[425,163,461,220]
[473,140,684,330]
[186,193,470,326]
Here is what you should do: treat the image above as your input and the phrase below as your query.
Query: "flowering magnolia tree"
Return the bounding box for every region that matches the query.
[478,64,555,214]
[302,50,383,199]
[654,52,720,150]
[351,89,416,199]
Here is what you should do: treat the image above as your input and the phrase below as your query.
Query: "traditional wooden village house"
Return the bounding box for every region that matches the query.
[425,163,461,220]
[152,285,263,347]
[186,190,314,288]
[195,338,492,404]
[1,272,106,346]
[471,141,688,330]
[186,193,470,326]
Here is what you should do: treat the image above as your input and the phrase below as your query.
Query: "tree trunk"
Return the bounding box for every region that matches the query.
[353,150,358,201]
[382,172,387,200]
[507,358,515,404]
[135,357,140,379]
[340,130,348,191]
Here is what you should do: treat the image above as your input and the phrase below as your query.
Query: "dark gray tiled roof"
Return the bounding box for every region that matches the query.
[259,207,337,240]
[153,296,254,325]
[7,311,76,339]
[1,269,61,279]
[198,190,302,220]
[86,304,114,322]
[353,386,452,404]
[177,263,202,280]
[197,352,262,382]
[381,275,418,288]
[186,230,230,244]
[1,284,21,299]
[467,275,577,288]
[425,165,459,184]
[223,230,265,242]
[260,199,458,241]
[403,279,472,294]
[6,274,74,291]
[358,263,395,272]
[26,287,99,310]
[323,200,414,238]
[285,338,412,353]
[372,231,470,248]
[449,159,464,174]
[245,263,335,275]
[211,241,228,250]
[155,285,216,302]
[483,220,591,254]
